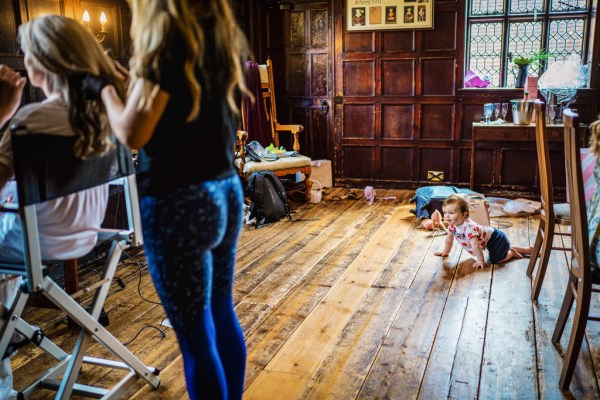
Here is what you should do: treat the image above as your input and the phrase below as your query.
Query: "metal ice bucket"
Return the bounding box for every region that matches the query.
[510,99,534,125]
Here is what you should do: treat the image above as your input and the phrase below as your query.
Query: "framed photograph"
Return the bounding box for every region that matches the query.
[347,0,434,31]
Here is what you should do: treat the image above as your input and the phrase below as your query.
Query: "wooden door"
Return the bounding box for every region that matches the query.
[261,1,332,161]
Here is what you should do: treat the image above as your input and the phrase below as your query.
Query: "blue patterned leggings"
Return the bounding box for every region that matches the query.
[140,175,245,400]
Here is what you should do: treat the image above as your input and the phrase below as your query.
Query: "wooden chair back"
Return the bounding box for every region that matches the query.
[563,109,590,287]
[242,59,304,152]
[552,109,599,391]
[534,100,555,224]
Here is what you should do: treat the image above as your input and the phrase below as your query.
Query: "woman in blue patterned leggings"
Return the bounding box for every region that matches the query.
[87,0,251,398]
[141,177,245,399]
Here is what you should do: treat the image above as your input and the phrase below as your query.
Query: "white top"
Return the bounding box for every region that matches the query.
[448,218,495,256]
[0,95,108,260]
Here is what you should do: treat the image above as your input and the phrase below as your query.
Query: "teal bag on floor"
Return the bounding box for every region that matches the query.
[409,186,480,219]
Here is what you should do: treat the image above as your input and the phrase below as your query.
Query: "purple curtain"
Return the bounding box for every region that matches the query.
[244,61,272,147]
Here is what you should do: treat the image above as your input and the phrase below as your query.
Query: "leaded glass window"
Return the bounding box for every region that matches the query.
[466,0,591,87]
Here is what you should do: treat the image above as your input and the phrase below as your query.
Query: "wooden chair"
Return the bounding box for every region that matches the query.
[526,100,571,301]
[0,132,159,398]
[236,58,312,202]
[552,109,600,390]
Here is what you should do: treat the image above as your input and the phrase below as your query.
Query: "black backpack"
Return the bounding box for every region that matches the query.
[247,171,291,228]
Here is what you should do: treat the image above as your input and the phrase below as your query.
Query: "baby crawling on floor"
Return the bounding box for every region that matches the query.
[434,194,533,268]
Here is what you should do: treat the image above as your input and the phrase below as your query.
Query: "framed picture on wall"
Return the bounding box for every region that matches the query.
[347,0,434,31]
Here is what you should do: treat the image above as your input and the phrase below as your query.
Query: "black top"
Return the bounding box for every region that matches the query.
[136,25,239,196]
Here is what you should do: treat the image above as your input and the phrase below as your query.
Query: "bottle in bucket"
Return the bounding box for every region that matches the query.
[510,99,534,125]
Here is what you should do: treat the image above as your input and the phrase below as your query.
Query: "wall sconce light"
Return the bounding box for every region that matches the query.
[82,10,108,43]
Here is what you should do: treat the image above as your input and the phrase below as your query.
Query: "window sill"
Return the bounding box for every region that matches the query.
[458,87,598,101]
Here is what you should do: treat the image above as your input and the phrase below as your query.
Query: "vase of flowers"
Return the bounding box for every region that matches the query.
[511,49,553,88]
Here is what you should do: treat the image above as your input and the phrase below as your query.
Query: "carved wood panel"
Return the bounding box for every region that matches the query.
[382,104,414,140]
[344,31,374,53]
[422,9,457,51]
[343,60,376,96]
[381,146,413,180]
[419,147,453,181]
[343,146,374,179]
[421,104,455,140]
[421,58,456,96]
[382,31,414,52]
[343,104,375,139]
[382,59,415,96]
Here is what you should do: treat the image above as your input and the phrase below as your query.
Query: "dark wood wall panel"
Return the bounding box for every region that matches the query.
[267,10,285,48]
[419,147,453,181]
[550,149,567,189]
[382,31,415,52]
[0,1,20,55]
[421,104,454,140]
[343,60,375,96]
[501,150,537,186]
[461,103,485,140]
[421,58,456,96]
[343,104,375,139]
[289,54,306,97]
[344,31,374,52]
[310,9,327,47]
[472,148,494,184]
[381,147,413,180]
[382,104,414,139]
[422,9,457,50]
[459,147,477,182]
[382,60,415,96]
[344,147,375,179]
[290,11,305,47]
[311,53,328,97]
[310,107,329,159]
[27,0,62,19]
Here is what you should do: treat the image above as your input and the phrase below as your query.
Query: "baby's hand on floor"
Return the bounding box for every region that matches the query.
[434,251,448,257]
[472,260,486,269]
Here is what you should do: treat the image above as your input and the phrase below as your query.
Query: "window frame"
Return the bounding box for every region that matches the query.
[465,0,592,87]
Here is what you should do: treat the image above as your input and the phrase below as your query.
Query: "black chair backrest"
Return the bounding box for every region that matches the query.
[11,127,135,205]
[562,109,590,283]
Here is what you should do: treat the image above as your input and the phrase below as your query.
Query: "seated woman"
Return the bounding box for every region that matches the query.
[588,119,600,282]
[0,15,125,397]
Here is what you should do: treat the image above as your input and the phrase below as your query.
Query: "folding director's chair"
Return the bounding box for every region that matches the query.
[0,129,160,398]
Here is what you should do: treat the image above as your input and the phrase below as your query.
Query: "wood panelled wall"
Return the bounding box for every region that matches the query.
[333,0,463,189]
[250,0,600,197]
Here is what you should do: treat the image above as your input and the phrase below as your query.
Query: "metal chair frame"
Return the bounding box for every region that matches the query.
[0,131,159,399]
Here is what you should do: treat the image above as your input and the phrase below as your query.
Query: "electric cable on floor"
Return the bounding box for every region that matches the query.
[117,247,168,347]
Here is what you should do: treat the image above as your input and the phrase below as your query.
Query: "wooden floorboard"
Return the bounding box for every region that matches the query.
[8,189,600,399]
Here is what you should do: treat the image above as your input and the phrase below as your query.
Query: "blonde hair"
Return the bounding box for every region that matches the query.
[443,194,470,215]
[589,118,600,157]
[128,0,250,122]
[18,15,125,159]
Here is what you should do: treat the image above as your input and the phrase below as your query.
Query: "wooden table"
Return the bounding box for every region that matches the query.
[470,122,567,190]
